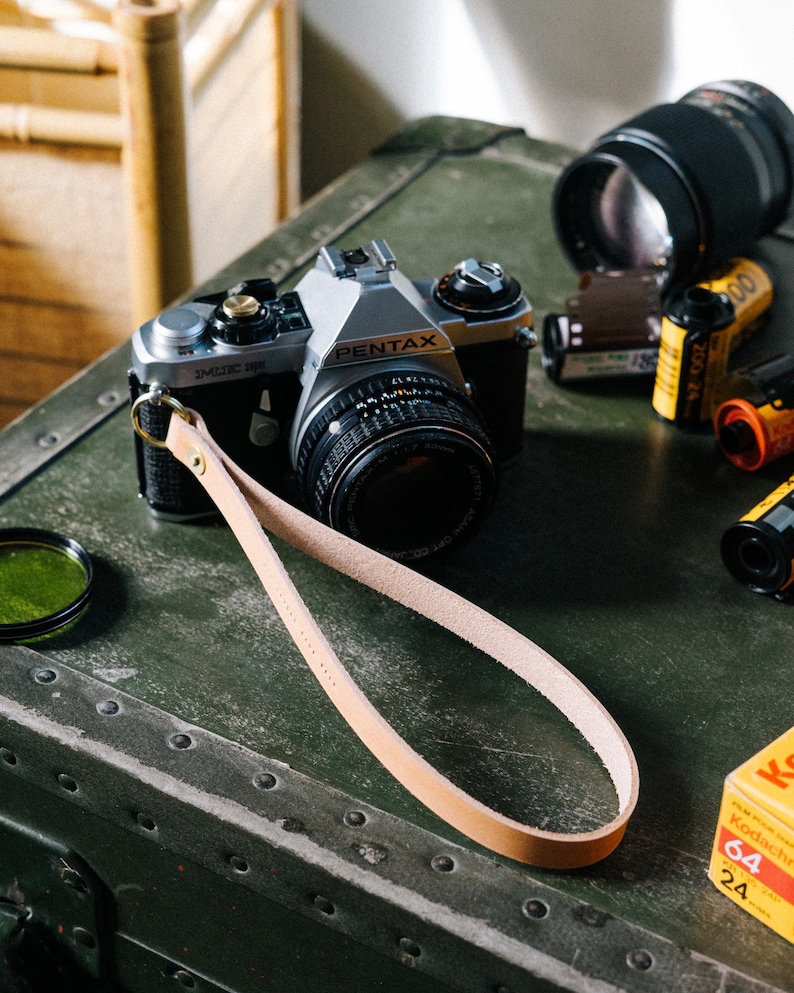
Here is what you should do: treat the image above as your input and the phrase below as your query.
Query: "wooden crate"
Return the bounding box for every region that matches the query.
[0,0,299,428]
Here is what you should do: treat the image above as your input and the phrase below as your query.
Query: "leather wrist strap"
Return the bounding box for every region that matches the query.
[164,410,639,868]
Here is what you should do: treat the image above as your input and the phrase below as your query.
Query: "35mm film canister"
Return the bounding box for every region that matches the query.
[721,476,794,595]
[715,398,794,471]
[714,353,794,470]
[652,257,773,427]
[542,269,661,383]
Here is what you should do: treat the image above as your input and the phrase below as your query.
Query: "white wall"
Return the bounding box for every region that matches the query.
[301,0,794,197]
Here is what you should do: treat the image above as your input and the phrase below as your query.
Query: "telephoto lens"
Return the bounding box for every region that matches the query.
[553,81,794,294]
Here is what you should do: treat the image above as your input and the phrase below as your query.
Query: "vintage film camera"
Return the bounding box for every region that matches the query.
[130,239,534,561]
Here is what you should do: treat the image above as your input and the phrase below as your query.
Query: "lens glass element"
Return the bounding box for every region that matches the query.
[0,529,93,641]
[297,373,497,560]
[329,430,493,558]
[597,167,672,269]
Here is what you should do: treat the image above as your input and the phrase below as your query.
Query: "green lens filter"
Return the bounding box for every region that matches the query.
[0,528,94,642]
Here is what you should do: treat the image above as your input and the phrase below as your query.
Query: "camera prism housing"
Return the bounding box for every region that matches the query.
[130,239,534,561]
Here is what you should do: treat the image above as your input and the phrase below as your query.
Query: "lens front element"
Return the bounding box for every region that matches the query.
[595,167,672,270]
[297,373,497,560]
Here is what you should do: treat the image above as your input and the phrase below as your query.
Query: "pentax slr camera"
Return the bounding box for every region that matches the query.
[130,239,534,561]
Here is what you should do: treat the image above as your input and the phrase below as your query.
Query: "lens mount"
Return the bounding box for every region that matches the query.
[553,80,794,294]
[296,372,497,560]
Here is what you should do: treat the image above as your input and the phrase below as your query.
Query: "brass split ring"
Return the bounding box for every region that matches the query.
[131,390,192,449]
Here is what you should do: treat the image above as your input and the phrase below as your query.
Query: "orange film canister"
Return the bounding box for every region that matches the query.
[715,398,794,471]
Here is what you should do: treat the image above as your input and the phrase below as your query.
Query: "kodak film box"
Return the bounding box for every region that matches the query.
[709,727,794,943]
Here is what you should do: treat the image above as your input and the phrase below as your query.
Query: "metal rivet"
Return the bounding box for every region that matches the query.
[314,895,335,915]
[57,774,78,793]
[72,927,97,949]
[253,773,277,790]
[36,431,60,448]
[97,390,121,407]
[33,668,57,684]
[627,949,654,971]
[0,747,17,765]
[430,855,455,873]
[97,700,120,716]
[169,733,193,750]
[229,856,249,873]
[171,968,196,988]
[344,810,366,827]
[136,812,156,831]
[522,898,549,920]
[187,447,205,475]
[398,937,421,958]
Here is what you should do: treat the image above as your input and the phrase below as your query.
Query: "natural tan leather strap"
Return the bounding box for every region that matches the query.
[164,410,639,868]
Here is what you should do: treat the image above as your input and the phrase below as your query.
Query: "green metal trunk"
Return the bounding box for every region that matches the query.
[0,118,792,991]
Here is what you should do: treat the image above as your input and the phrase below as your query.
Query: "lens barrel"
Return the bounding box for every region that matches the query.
[553,81,794,294]
[296,372,496,561]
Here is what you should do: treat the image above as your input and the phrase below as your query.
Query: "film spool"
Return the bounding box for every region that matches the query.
[0,528,94,642]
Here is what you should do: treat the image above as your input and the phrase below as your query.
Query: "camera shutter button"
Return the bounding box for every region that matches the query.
[212,294,274,345]
[223,294,260,319]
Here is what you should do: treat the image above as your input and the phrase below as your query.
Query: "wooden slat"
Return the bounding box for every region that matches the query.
[0,101,120,143]
[0,298,129,363]
[274,0,299,218]
[0,398,29,428]
[114,0,193,325]
[188,0,282,281]
[0,24,117,72]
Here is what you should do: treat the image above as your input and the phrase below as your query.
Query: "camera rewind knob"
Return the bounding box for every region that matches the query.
[435,259,523,315]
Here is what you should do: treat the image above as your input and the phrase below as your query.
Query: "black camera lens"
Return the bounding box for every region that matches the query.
[553,81,794,293]
[296,372,496,561]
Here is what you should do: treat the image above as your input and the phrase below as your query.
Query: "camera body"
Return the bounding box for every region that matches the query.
[130,239,533,560]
